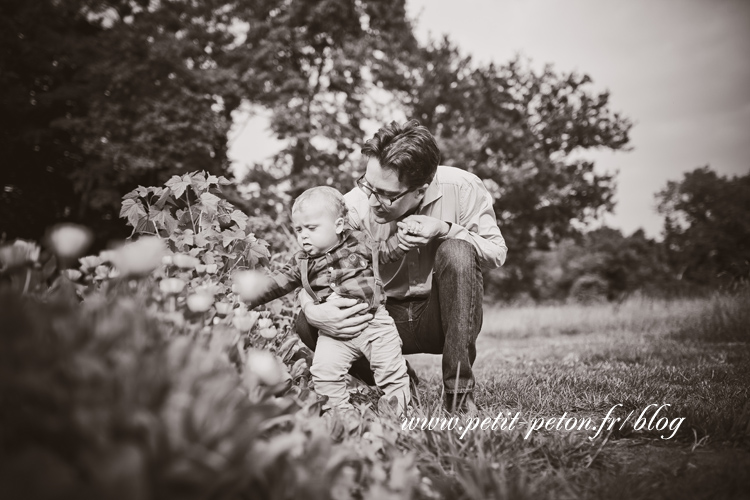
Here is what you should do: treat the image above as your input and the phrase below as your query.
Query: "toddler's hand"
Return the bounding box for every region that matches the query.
[397,226,418,252]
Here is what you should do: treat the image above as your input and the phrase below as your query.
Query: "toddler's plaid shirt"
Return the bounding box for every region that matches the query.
[245,229,404,312]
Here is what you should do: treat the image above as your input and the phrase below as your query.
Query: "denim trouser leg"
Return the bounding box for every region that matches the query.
[389,239,483,395]
[295,239,483,395]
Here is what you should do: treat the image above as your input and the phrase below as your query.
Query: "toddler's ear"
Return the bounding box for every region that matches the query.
[334,217,346,234]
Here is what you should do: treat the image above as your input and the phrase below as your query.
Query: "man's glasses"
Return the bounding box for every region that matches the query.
[356,174,415,207]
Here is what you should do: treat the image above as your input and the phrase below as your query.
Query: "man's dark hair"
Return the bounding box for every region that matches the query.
[361,120,441,189]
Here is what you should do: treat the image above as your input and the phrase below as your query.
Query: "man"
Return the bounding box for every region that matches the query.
[296,120,507,412]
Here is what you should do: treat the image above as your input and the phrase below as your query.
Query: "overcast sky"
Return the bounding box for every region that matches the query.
[230,0,750,239]
[406,0,750,238]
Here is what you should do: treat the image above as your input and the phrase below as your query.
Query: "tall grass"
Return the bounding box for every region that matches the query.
[401,291,750,499]
[481,291,750,342]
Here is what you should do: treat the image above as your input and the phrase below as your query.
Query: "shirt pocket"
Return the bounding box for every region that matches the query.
[346,252,369,271]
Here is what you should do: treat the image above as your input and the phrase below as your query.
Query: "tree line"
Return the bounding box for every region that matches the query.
[2,0,747,300]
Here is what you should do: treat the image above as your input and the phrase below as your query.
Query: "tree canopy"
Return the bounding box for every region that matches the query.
[657,166,750,287]
[3,0,634,298]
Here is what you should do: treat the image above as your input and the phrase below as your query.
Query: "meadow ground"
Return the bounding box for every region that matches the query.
[398,292,750,500]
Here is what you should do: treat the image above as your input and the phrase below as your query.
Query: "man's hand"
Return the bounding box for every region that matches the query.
[396,215,450,250]
[303,294,373,340]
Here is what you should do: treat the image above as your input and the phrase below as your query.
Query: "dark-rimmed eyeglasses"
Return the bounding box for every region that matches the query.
[356,174,415,207]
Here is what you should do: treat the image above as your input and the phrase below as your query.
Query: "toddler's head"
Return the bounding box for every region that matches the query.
[291,187,348,255]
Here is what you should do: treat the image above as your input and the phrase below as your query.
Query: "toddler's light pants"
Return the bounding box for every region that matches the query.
[310,305,410,414]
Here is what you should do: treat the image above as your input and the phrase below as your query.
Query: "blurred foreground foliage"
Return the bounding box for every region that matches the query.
[0,172,423,500]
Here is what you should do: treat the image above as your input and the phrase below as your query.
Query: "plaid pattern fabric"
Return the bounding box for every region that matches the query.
[246,230,403,312]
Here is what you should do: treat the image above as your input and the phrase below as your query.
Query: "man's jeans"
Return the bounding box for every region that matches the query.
[296,239,484,397]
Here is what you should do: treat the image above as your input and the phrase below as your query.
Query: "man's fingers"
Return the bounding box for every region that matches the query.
[321,320,370,339]
[340,301,370,315]
[325,296,361,308]
[339,310,373,327]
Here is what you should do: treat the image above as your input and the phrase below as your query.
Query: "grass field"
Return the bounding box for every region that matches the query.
[398,292,750,499]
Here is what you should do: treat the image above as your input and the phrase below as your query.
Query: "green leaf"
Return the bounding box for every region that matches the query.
[120,198,147,228]
[166,175,191,199]
[200,192,221,215]
[123,190,139,201]
[190,171,209,193]
[246,240,270,268]
[230,210,248,231]
[153,188,174,210]
[183,230,196,247]
[150,207,179,235]
[222,228,245,248]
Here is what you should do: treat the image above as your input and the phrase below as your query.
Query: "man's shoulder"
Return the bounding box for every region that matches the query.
[435,165,483,187]
[343,185,364,204]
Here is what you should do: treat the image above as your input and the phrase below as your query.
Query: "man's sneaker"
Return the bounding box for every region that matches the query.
[444,392,477,414]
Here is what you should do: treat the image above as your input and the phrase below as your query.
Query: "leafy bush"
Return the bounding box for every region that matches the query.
[0,171,423,500]
[568,274,608,304]
[0,291,420,500]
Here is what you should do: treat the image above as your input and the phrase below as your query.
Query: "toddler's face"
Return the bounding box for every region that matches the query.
[291,204,343,256]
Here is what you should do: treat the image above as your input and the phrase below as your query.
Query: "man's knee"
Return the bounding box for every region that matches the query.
[435,239,478,273]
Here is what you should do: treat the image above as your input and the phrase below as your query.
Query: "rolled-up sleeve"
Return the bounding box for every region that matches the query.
[444,176,507,269]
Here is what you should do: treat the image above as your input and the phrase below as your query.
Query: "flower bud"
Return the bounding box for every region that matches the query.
[172,253,200,269]
[48,223,93,260]
[215,302,233,316]
[110,237,167,277]
[257,318,273,329]
[258,326,278,339]
[232,311,260,331]
[245,349,286,386]
[186,293,214,313]
[0,240,40,270]
[233,270,268,303]
[159,278,186,295]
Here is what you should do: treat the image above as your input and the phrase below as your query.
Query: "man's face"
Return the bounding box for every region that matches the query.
[291,204,343,256]
[362,158,427,223]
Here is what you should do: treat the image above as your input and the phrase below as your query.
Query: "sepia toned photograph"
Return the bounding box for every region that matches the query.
[1,1,748,499]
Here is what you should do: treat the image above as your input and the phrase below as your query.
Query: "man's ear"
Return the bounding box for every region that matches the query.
[334,217,346,234]
[415,183,430,201]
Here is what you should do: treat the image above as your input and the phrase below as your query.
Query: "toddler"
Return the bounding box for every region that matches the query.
[241,186,410,414]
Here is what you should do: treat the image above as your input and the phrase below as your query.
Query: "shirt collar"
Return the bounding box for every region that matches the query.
[419,170,443,210]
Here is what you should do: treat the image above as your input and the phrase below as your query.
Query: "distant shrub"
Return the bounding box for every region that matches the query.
[568,274,608,304]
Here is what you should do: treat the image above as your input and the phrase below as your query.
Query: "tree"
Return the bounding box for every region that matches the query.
[397,38,632,295]
[1,0,245,245]
[229,0,418,214]
[657,166,750,286]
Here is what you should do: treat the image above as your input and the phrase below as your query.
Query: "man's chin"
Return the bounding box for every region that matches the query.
[372,211,395,224]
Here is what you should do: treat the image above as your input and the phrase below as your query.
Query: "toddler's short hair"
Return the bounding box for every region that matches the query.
[292,186,348,219]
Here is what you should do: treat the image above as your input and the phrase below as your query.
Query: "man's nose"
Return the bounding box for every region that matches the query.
[367,193,382,208]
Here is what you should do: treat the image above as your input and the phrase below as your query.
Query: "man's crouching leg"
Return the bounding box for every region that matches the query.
[433,239,483,411]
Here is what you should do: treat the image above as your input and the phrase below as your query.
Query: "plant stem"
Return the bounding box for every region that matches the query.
[22,268,31,294]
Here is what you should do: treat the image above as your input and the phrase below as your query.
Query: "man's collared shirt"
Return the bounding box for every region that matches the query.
[344,165,508,300]
[247,230,403,312]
